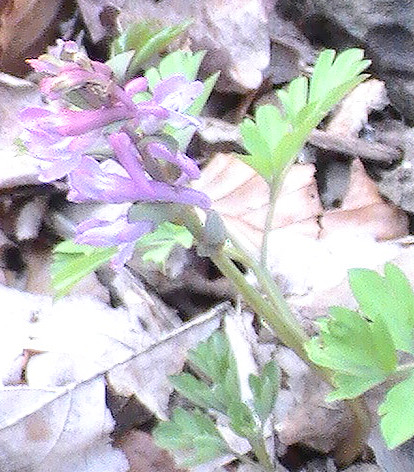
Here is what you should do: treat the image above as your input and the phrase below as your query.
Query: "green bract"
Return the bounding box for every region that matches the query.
[135,222,193,271]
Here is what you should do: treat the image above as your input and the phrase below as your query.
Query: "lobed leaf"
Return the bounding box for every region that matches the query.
[238,48,371,183]
[306,306,397,400]
[187,331,231,383]
[379,371,414,449]
[249,361,280,422]
[227,401,257,439]
[153,407,227,466]
[170,373,225,412]
[349,263,414,353]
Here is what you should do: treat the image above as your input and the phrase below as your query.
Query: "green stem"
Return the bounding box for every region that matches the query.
[260,177,279,268]
[179,208,311,365]
[180,208,370,463]
[225,245,307,347]
[251,436,275,472]
[212,249,311,363]
[260,182,278,268]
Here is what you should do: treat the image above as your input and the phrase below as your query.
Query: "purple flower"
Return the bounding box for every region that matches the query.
[67,156,155,203]
[124,77,149,97]
[109,132,210,207]
[144,140,201,183]
[74,214,154,270]
[21,105,133,137]
[21,42,211,271]
[67,133,211,209]
[26,39,79,75]
[140,75,203,133]
[20,107,100,182]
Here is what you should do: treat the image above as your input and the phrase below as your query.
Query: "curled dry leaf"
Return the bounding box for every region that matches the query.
[320,158,408,241]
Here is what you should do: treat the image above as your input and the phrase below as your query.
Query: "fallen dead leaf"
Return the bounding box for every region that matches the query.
[0,78,43,187]
[320,158,408,240]
[193,152,321,255]
[116,430,186,472]
[0,285,223,470]
[275,347,356,462]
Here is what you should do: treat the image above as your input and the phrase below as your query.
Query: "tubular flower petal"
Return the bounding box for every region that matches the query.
[152,74,203,128]
[145,141,201,181]
[74,215,154,269]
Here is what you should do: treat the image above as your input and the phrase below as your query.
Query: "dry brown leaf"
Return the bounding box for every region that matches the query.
[194,153,322,255]
[115,430,186,472]
[327,79,389,137]
[275,347,358,464]
[0,0,66,76]
[320,159,408,240]
[195,153,408,258]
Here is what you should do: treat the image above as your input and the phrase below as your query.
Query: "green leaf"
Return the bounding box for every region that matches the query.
[278,76,309,122]
[228,401,257,439]
[249,361,280,422]
[308,49,336,103]
[187,331,241,409]
[237,48,370,183]
[349,265,414,353]
[52,240,117,298]
[135,221,193,270]
[190,435,228,466]
[306,306,397,400]
[170,373,225,411]
[111,20,190,80]
[153,407,228,466]
[239,118,273,180]
[384,263,414,327]
[187,331,231,383]
[379,371,414,449]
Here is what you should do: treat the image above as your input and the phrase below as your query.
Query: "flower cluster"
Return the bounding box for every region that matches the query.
[22,39,210,268]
